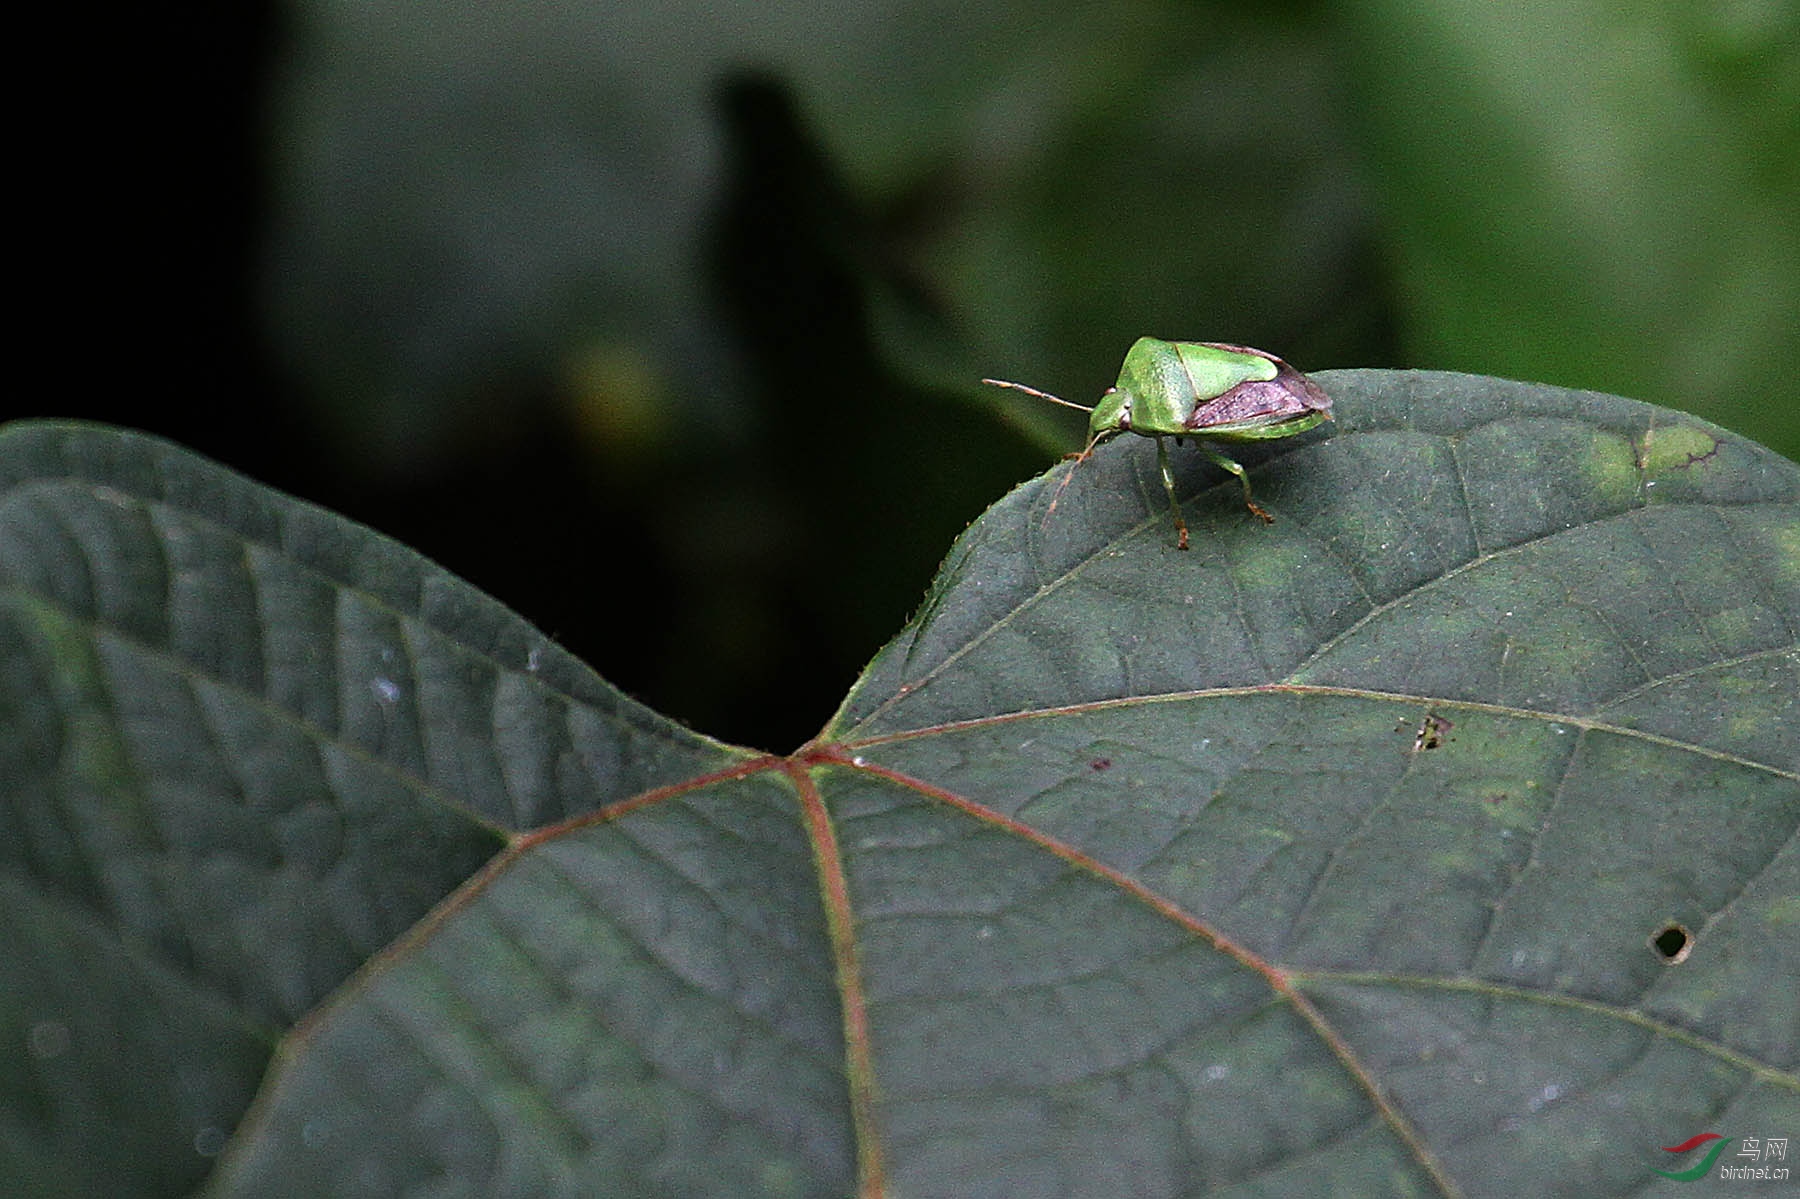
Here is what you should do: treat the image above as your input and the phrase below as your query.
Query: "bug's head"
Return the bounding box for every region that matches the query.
[1087,386,1130,438]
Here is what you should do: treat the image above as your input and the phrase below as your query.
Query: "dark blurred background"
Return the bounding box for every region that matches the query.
[40,1,1799,751]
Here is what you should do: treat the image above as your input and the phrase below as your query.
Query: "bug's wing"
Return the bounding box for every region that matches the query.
[1184,353,1331,431]
[1184,378,1302,427]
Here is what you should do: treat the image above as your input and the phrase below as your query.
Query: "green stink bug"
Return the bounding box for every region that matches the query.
[985,337,1332,549]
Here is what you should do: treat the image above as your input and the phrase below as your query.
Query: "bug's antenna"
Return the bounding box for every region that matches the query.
[981,378,1094,413]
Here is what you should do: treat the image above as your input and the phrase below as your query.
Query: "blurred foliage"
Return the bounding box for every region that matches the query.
[70,0,1800,750]
[1335,0,1800,457]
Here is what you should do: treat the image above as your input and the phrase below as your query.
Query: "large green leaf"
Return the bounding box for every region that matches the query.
[4,368,1797,1197]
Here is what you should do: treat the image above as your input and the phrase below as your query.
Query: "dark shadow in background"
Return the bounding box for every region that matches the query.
[36,15,1400,753]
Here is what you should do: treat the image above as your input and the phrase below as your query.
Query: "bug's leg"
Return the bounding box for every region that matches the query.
[1156,436,1189,550]
[1198,444,1274,523]
[1046,432,1104,518]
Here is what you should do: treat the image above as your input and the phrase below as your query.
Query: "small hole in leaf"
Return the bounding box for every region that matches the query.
[1650,923,1693,965]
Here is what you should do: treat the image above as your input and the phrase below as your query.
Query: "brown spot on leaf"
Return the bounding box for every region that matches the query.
[1412,713,1453,752]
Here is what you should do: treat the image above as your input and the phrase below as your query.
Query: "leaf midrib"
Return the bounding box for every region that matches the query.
[831,683,1799,781]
